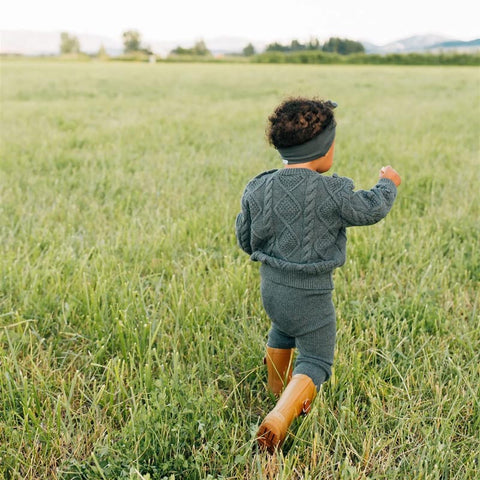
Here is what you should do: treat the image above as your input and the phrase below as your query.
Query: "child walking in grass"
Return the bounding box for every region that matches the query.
[235,97,401,453]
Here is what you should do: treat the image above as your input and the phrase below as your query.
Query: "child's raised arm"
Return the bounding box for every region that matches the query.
[338,167,400,227]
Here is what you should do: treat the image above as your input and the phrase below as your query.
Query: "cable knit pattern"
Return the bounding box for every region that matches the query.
[263,176,274,245]
[236,169,397,289]
[302,175,318,263]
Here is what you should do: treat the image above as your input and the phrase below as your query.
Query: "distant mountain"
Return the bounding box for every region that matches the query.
[364,34,480,54]
[365,34,451,53]
[361,41,380,53]
[428,38,480,53]
[432,38,480,48]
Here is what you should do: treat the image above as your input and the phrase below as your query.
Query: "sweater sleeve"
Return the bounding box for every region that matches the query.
[235,193,252,254]
[235,170,276,255]
[338,177,398,227]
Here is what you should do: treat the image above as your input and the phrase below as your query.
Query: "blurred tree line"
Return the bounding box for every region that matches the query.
[122,30,152,55]
[60,33,80,55]
[265,37,364,55]
[59,30,153,57]
[170,40,210,56]
[56,30,478,65]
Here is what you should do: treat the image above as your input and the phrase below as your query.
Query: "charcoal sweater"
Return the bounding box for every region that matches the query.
[235,168,397,290]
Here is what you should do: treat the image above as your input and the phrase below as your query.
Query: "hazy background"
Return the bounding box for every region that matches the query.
[1,0,479,55]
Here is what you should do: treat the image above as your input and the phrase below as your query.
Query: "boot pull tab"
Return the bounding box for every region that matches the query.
[302,399,312,415]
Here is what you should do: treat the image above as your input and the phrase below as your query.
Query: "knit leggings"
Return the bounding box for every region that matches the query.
[260,277,336,391]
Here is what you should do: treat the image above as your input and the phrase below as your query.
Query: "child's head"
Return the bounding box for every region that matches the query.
[266,97,337,169]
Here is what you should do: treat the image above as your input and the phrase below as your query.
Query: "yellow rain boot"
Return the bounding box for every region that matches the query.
[264,346,295,396]
[257,374,317,454]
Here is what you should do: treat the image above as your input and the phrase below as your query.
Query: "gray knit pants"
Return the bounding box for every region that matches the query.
[261,277,336,390]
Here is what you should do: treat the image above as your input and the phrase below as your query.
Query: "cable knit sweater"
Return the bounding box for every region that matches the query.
[235,168,397,290]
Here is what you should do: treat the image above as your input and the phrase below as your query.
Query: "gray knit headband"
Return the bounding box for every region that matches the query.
[277,101,338,164]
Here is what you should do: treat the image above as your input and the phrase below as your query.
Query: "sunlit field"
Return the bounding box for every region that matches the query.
[1,60,479,479]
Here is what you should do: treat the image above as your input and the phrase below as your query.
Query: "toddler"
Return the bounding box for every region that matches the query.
[235,97,401,453]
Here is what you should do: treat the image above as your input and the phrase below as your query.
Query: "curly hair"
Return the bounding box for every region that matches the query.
[266,97,336,149]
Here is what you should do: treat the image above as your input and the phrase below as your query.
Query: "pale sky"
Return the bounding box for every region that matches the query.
[1,0,479,45]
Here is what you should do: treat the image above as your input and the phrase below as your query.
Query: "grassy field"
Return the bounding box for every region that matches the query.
[0,60,479,479]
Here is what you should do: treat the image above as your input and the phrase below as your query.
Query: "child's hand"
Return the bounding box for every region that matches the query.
[379,166,401,187]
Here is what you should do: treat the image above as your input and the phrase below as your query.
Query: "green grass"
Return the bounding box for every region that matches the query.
[0,61,479,479]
